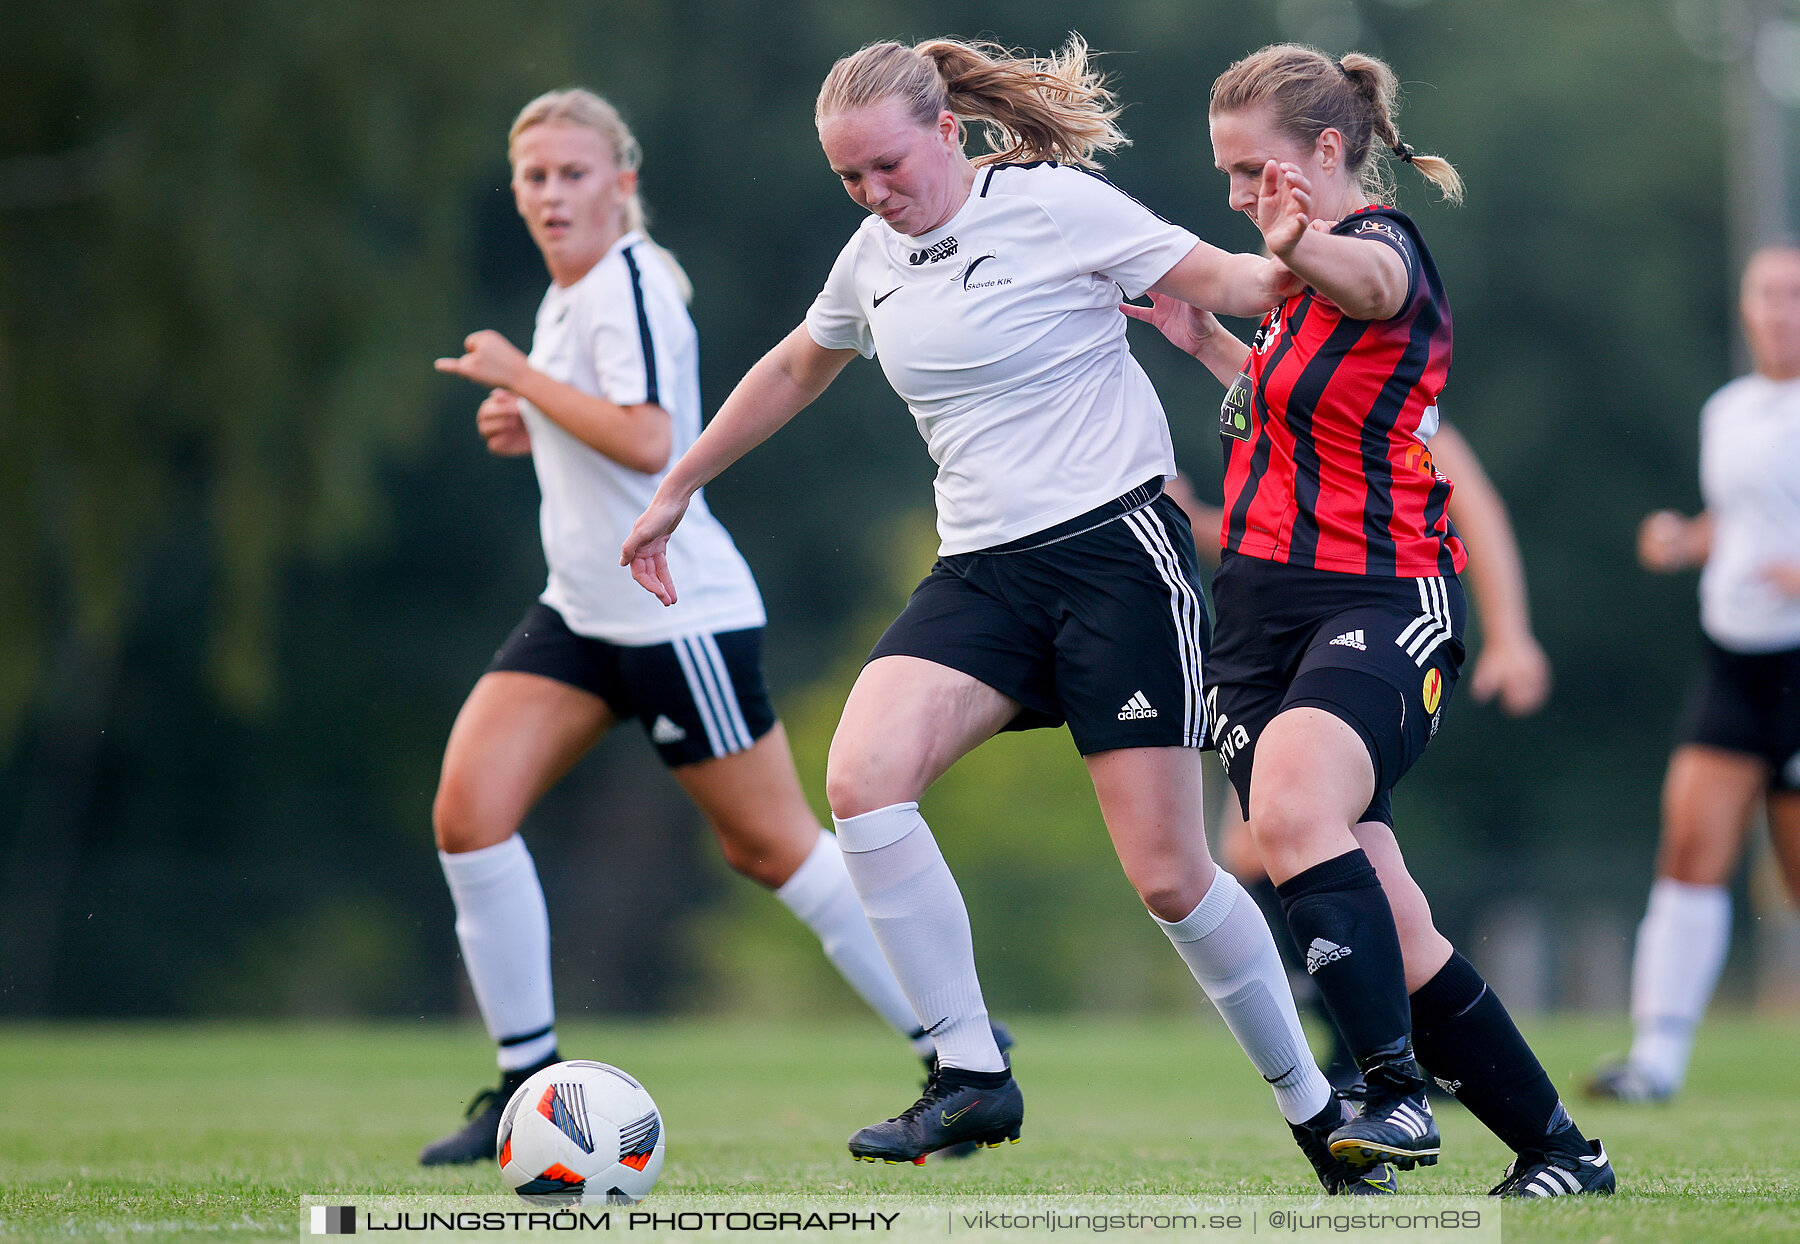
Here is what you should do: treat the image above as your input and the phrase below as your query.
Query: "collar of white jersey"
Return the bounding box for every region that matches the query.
[553,230,648,294]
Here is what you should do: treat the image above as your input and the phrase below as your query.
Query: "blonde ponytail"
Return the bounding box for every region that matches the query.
[1211,45,1463,206]
[509,88,694,302]
[816,35,1128,169]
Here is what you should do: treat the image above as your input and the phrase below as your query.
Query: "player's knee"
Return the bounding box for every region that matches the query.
[1134,874,1200,922]
[1247,788,1334,857]
[707,818,793,888]
[715,835,780,886]
[824,747,912,820]
[1656,841,1729,887]
[431,776,515,853]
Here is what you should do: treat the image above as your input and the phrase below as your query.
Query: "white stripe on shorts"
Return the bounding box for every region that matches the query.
[672,636,728,757]
[697,633,754,751]
[1397,577,1453,667]
[1122,509,1207,748]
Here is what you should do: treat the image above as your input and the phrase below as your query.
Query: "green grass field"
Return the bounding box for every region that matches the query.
[2,1015,1796,1242]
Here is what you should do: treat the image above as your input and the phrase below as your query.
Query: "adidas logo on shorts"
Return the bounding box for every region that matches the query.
[650,715,688,745]
[1305,937,1353,974]
[1117,691,1158,721]
[1330,629,1367,651]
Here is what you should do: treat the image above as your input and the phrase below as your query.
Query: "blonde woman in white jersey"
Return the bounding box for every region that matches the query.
[1588,244,1800,1103]
[420,89,974,1167]
[623,38,1396,1194]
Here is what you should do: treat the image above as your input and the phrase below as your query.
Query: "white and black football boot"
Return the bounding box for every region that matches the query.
[1490,1138,1616,1197]
[1328,1046,1441,1171]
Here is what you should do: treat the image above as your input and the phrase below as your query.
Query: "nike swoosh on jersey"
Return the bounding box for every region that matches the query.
[873,286,901,307]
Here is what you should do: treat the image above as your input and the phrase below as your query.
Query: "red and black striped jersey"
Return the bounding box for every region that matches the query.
[1218,206,1465,577]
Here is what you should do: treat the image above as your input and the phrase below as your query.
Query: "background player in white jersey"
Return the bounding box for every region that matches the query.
[420,89,958,1165]
[1588,244,1800,1103]
[623,36,1396,1194]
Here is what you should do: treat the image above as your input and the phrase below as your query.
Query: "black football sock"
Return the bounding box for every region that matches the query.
[1276,849,1413,1074]
[1250,874,1357,1078]
[500,1050,560,1097]
[1410,952,1588,1156]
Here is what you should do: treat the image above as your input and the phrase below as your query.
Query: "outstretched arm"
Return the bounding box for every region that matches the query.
[1432,423,1551,716]
[1148,240,1301,320]
[437,330,670,473]
[621,325,857,604]
[1254,162,1410,321]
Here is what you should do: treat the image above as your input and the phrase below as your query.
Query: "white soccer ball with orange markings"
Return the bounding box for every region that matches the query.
[496,1060,664,1205]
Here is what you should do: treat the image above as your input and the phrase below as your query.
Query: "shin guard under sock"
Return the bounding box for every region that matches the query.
[1276,849,1412,1070]
[1411,952,1588,1156]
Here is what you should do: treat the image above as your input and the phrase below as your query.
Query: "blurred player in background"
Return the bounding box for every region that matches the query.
[1128,42,1612,1197]
[1167,419,1552,1085]
[421,88,967,1166]
[625,36,1393,1194]
[1588,243,1800,1103]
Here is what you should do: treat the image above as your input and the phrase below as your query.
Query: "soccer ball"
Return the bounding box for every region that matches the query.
[496,1060,665,1205]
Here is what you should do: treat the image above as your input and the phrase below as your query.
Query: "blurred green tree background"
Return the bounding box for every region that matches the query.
[0,0,1777,1019]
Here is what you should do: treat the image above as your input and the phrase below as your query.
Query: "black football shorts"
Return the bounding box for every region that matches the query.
[1206,550,1466,827]
[486,602,776,768]
[1675,636,1800,791]
[868,480,1210,755]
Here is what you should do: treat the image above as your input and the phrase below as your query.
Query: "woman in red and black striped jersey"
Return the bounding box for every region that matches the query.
[1128,44,1612,1197]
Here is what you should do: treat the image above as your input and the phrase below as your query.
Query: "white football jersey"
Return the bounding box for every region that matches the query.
[521,231,764,643]
[805,162,1200,554]
[1697,372,1800,651]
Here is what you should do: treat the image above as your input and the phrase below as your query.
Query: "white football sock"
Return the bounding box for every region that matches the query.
[1155,868,1334,1125]
[1628,877,1731,1090]
[832,803,1005,1073]
[776,829,933,1056]
[439,836,558,1071]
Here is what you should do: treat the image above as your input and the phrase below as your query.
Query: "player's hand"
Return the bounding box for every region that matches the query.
[476,389,531,457]
[622,488,693,606]
[1761,560,1800,597]
[436,329,529,390]
[1254,160,1313,260]
[1468,633,1553,717]
[1638,509,1699,572]
[1120,292,1223,358]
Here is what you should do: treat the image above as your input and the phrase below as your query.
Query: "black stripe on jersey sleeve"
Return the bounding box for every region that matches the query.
[1071,165,1177,226]
[1359,296,1445,576]
[979,160,1056,196]
[976,159,1177,226]
[620,245,661,405]
[1281,315,1376,567]
[1333,207,1422,315]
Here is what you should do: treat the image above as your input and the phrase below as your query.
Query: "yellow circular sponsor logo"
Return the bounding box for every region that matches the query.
[1422,668,1443,714]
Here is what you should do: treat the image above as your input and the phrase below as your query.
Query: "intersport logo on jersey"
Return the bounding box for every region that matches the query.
[908,237,959,265]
